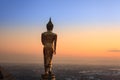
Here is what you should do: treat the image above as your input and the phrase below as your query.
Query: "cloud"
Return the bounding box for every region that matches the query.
[108,49,120,52]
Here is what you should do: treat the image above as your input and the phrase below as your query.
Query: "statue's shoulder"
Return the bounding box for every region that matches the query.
[42,32,47,35]
[52,32,57,37]
[42,32,57,37]
[52,32,57,35]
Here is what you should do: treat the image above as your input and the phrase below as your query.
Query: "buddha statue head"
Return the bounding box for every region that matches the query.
[46,18,54,31]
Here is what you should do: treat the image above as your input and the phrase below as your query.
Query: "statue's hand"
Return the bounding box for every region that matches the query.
[53,50,56,55]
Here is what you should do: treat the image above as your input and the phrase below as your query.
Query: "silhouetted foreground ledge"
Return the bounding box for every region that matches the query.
[0,66,16,80]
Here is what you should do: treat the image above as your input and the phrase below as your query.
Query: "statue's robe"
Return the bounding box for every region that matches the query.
[41,31,57,73]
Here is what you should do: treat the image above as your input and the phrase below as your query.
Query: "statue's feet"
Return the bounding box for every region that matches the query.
[45,72,49,75]
[49,71,52,74]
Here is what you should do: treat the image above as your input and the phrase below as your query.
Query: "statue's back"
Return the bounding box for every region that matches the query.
[41,18,57,80]
[42,31,57,46]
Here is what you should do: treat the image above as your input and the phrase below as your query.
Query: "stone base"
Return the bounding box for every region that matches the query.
[41,74,56,80]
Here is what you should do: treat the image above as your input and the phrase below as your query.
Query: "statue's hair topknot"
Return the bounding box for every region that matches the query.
[46,18,53,31]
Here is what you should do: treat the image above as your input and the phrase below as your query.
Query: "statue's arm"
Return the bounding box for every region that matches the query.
[41,33,45,45]
[54,34,57,54]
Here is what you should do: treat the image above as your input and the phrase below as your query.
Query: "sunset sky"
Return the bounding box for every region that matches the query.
[0,0,120,65]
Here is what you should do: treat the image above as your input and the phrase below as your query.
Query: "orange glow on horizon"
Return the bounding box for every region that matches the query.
[0,24,120,63]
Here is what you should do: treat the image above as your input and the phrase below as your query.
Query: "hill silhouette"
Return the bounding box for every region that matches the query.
[0,66,16,80]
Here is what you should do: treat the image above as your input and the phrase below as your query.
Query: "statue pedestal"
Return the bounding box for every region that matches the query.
[41,74,56,80]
